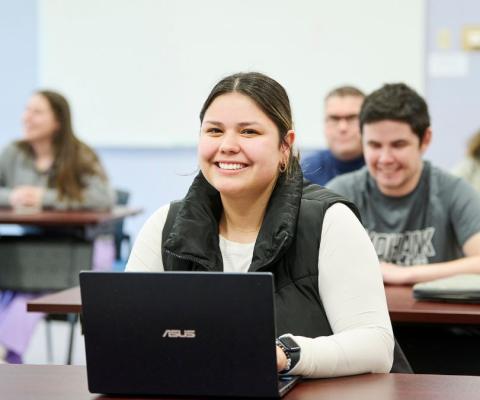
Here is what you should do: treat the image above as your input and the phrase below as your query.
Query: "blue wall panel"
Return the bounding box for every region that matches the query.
[0,0,38,148]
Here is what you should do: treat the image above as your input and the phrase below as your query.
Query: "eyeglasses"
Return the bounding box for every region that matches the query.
[325,114,359,126]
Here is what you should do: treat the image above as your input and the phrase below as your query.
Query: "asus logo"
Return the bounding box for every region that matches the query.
[162,329,196,338]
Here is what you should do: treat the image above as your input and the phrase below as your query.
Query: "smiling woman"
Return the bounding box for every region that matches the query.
[198,89,296,243]
[199,93,287,201]
[126,72,395,378]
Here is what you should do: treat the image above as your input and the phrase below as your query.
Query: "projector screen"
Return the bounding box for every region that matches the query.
[38,0,424,148]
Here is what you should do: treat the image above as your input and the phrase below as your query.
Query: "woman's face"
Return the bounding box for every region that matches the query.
[198,92,292,200]
[22,94,59,143]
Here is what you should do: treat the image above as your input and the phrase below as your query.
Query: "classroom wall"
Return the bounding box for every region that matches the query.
[37,0,425,149]
[425,0,480,169]
[0,0,38,149]
[97,148,197,239]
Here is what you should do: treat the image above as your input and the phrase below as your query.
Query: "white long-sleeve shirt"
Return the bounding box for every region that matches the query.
[126,203,394,378]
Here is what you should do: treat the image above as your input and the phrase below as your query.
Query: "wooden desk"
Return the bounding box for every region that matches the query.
[0,206,142,233]
[0,207,142,291]
[1,365,479,400]
[28,285,480,325]
[27,286,82,313]
[385,285,480,324]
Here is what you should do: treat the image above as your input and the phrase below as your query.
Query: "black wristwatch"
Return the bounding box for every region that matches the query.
[276,335,301,373]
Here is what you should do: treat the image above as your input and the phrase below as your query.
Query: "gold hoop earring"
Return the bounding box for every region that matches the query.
[279,162,287,173]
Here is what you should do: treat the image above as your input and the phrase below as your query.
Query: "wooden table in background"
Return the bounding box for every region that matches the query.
[0,207,142,291]
[0,206,142,231]
[385,285,480,324]
[27,286,82,314]
[28,285,480,325]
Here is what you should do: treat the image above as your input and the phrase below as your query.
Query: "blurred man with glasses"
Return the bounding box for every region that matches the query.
[302,86,365,186]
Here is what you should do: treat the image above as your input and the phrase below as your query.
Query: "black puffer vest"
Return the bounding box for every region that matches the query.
[161,168,360,339]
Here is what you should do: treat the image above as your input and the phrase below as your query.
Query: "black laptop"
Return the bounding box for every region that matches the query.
[79,271,299,398]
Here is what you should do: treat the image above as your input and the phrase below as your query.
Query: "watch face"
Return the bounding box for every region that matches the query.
[280,336,300,352]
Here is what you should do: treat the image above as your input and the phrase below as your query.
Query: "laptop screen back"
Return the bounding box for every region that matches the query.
[80,271,280,397]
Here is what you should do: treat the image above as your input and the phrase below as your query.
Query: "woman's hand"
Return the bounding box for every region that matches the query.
[276,345,288,372]
[9,186,44,208]
[380,262,412,285]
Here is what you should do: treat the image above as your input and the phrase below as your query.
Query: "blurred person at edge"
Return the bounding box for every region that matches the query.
[0,90,115,363]
[453,128,480,193]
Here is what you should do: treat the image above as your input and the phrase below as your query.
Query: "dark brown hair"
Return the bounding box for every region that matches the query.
[467,129,480,160]
[19,90,106,201]
[359,83,430,142]
[199,72,299,177]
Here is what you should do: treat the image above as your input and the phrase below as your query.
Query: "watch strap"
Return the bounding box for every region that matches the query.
[276,335,300,373]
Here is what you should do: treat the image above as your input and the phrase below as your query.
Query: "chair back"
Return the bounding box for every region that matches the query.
[114,189,131,261]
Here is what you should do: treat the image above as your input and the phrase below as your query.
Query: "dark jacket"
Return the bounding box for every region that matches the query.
[161,168,359,338]
[161,168,411,373]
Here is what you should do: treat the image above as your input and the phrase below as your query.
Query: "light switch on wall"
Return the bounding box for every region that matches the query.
[436,28,452,50]
[462,26,480,51]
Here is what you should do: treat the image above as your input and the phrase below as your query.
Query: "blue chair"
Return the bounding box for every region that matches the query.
[113,189,132,270]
